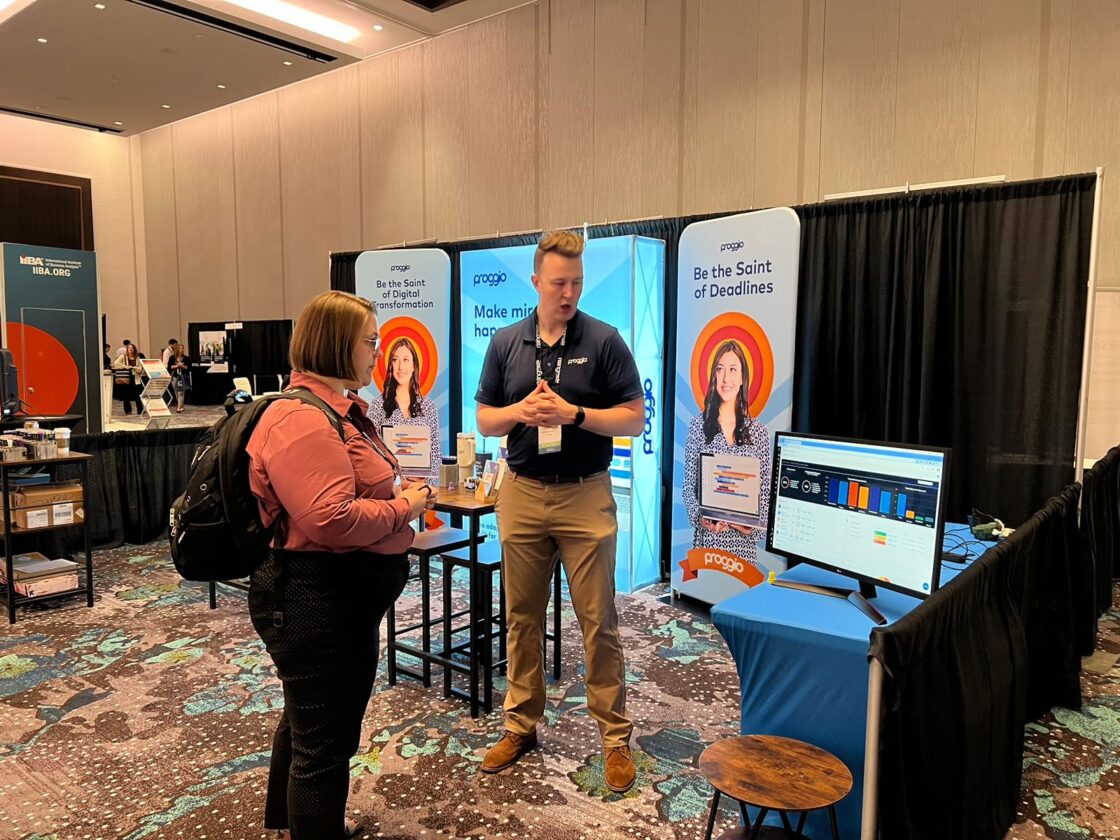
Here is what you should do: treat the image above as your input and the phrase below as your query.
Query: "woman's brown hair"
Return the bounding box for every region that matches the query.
[289,291,376,381]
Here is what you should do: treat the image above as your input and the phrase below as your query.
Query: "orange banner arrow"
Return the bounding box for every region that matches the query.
[680,548,765,588]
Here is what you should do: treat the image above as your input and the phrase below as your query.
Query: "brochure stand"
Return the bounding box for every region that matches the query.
[139,360,173,430]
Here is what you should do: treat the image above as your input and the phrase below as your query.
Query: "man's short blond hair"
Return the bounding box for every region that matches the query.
[534,230,586,274]
[290,291,376,381]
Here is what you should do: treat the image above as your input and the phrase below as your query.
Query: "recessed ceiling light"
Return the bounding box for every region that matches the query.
[221,0,360,43]
[282,60,293,66]
[94,3,105,8]
[114,121,122,126]
[161,103,171,109]
[216,83,227,89]
[36,37,47,43]
[373,24,383,31]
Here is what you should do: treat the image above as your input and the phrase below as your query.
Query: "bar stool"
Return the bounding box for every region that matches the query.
[699,735,852,839]
[386,527,473,687]
[440,542,563,714]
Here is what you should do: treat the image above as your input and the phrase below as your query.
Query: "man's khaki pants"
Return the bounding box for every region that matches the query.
[495,470,631,749]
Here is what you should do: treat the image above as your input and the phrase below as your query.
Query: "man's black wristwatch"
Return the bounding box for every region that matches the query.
[573,406,586,427]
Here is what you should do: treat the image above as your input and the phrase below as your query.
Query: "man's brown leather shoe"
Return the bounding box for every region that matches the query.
[604,745,636,793]
[481,730,538,773]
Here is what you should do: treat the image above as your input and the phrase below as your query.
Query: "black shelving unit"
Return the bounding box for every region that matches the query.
[0,453,93,624]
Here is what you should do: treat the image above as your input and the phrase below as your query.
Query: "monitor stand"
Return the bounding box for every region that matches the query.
[771,577,888,626]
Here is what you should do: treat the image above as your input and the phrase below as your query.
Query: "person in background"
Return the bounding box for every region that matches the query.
[247,290,437,840]
[366,337,440,482]
[161,338,179,368]
[103,344,112,370]
[169,342,192,413]
[112,344,144,415]
[474,230,645,793]
[115,338,131,359]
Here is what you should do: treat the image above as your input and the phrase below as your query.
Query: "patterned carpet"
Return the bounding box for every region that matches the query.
[1009,590,1120,840]
[1,543,1117,839]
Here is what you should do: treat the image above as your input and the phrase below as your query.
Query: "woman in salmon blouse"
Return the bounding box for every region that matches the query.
[247,291,437,839]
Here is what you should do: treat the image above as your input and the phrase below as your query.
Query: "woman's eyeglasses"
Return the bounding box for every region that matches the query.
[359,336,380,352]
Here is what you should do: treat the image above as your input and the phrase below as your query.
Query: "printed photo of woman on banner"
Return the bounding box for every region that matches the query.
[683,340,771,573]
[671,207,800,605]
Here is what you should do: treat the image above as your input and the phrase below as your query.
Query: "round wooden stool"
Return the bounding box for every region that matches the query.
[699,735,853,840]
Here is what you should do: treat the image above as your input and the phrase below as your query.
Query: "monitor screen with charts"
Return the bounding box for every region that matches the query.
[699,452,762,527]
[766,432,950,599]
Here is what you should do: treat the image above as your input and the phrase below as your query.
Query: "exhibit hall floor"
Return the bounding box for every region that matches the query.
[105,401,225,431]
[0,543,1116,839]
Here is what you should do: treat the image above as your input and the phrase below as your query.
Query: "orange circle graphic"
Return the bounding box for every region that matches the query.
[689,313,774,419]
[7,323,80,414]
[374,317,438,396]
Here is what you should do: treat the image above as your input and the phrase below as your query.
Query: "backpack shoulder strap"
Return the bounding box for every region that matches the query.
[262,388,347,442]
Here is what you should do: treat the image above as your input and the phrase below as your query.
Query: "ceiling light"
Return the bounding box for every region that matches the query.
[282,60,292,66]
[217,83,227,89]
[114,121,123,126]
[219,0,360,44]
[161,103,171,109]
[36,37,47,43]
[373,24,383,31]
[94,3,105,8]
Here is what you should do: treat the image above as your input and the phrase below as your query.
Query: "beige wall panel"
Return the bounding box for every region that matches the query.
[424,32,471,240]
[397,48,427,243]
[129,135,150,351]
[755,0,805,209]
[545,0,595,228]
[467,18,506,235]
[818,0,900,196]
[361,52,424,248]
[974,0,1042,180]
[640,0,684,218]
[173,110,239,330]
[504,5,540,232]
[592,0,645,222]
[800,0,826,202]
[536,0,551,231]
[140,124,181,353]
[893,0,980,184]
[682,0,757,214]
[1066,0,1120,286]
[278,67,363,315]
[1039,0,1072,176]
[1085,291,1120,459]
[232,93,285,320]
[467,8,538,236]
[360,52,399,247]
[679,0,701,213]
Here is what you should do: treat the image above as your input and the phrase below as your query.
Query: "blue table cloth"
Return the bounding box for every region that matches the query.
[710,524,985,838]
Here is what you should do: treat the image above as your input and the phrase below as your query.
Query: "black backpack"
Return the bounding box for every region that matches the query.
[169,388,346,582]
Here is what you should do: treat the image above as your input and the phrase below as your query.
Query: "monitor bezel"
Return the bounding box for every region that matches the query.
[765,431,952,600]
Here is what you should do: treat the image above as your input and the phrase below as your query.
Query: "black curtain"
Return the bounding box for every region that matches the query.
[186,319,292,405]
[1082,446,1120,644]
[869,481,1083,840]
[795,175,1095,525]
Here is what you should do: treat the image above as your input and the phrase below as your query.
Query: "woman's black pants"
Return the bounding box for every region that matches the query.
[249,548,409,839]
[120,382,143,414]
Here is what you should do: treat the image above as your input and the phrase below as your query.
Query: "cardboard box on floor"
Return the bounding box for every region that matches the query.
[2,483,84,531]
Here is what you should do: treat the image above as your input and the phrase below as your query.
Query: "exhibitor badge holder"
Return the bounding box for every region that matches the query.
[139,359,173,429]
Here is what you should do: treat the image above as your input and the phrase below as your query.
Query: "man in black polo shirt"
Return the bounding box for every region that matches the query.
[475,230,645,793]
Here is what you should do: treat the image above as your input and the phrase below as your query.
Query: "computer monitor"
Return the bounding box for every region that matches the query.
[766,432,951,624]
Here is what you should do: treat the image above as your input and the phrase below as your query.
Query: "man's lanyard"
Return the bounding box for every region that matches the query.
[534,318,566,387]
